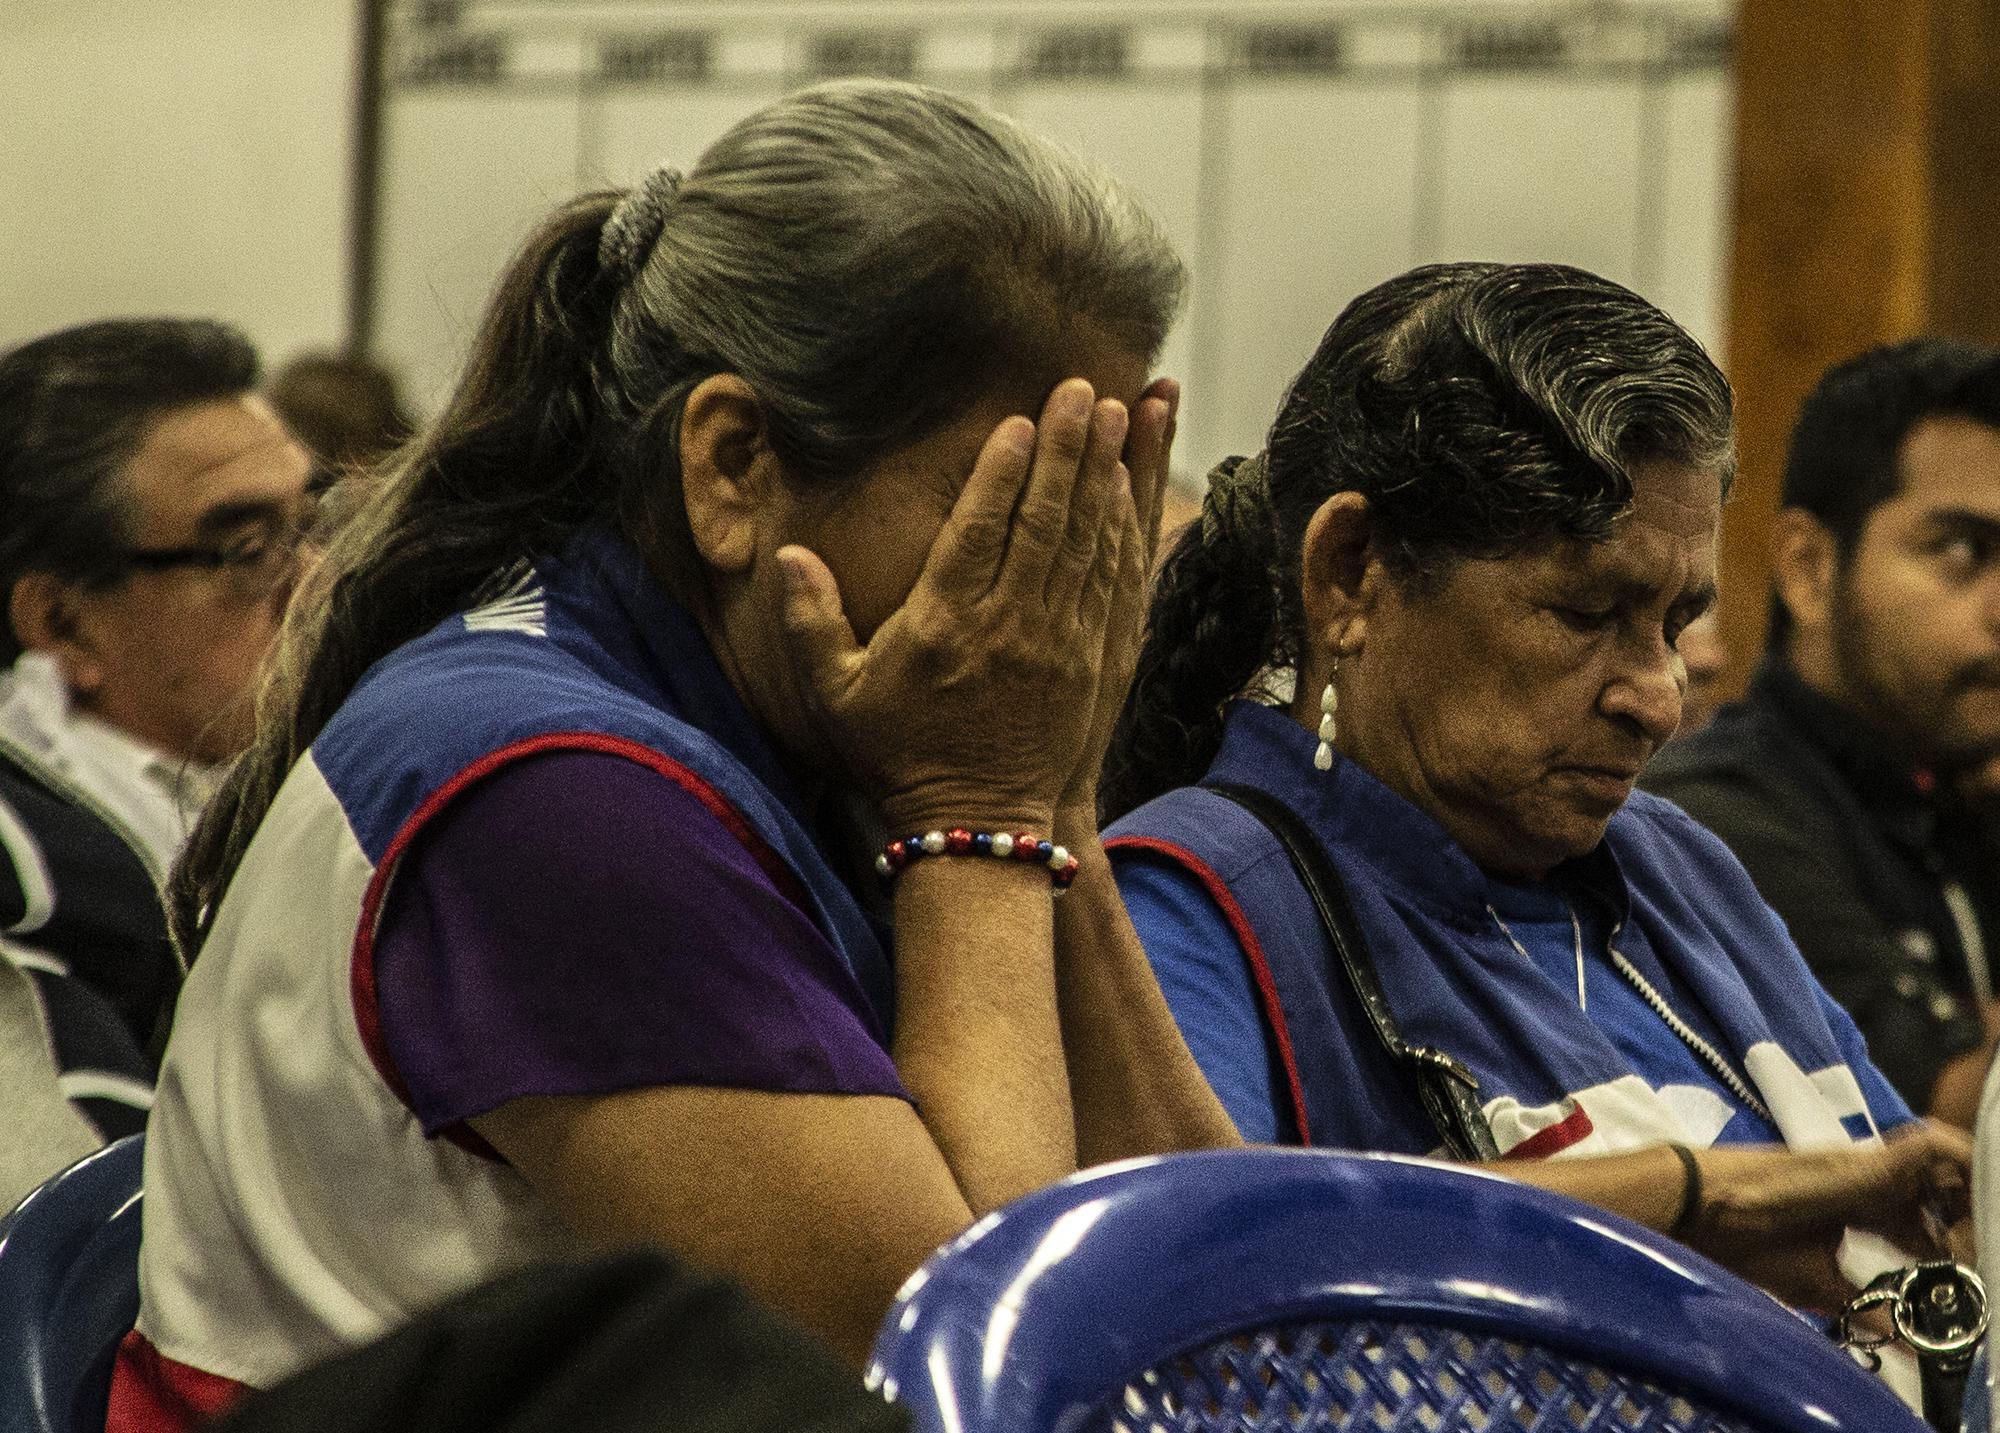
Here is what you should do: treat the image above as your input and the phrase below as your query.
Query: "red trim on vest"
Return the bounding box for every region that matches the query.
[105,1329,247,1433]
[1500,1103,1596,1161]
[349,731,815,1159]
[1107,834,1314,1146]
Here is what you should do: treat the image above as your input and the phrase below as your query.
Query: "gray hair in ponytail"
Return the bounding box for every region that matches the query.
[597,79,1183,495]
[173,77,1184,957]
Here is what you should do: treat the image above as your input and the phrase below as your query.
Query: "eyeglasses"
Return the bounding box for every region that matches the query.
[108,525,308,601]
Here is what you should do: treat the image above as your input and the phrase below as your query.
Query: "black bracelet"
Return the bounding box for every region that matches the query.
[1667,1142,1703,1239]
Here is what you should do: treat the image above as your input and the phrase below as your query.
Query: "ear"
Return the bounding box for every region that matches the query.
[8,573,107,694]
[1298,491,1381,660]
[1770,507,1838,633]
[678,374,782,575]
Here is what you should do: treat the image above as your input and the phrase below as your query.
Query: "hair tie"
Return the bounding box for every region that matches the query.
[1202,451,1270,545]
[598,166,683,283]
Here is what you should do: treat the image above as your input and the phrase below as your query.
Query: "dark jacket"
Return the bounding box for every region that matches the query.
[0,746,178,1140]
[1643,658,1997,1109]
[210,1251,905,1433]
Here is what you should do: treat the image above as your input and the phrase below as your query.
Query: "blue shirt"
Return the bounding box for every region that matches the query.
[1109,700,1912,1154]
[1483,872,1784,1146]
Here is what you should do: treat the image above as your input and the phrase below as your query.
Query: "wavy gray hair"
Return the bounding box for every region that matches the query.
[598,78,1184,488]
[1105,262,1735,819]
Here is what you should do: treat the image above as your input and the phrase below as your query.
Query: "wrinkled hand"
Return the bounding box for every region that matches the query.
[776,380,1135,834]
[1684,1121,1972,1312]
[1057,379,1178,826]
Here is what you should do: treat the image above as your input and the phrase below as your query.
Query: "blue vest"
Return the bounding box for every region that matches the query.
[1107,701,1902,1155]
[310,526,894,1036]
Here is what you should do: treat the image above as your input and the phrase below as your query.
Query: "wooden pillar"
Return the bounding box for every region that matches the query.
[1719,0,2000,695]
[346,0,392,358]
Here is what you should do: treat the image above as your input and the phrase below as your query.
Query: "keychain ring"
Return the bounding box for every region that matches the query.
[1889,1263,1987,1357]
[1833,1286,1900,1351]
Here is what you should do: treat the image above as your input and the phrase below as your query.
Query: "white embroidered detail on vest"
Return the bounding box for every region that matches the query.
[463,584,548,637]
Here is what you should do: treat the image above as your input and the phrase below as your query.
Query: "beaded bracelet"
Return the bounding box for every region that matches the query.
[875,827,1081,893]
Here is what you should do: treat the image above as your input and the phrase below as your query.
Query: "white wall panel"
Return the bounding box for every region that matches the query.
[1651,71,1734,360]
[1002,81,1211,461]
[364,1,1738,478]
[0,0,353,362]
[1431,75,1648,287]
[588,87,788,187]
[376,92,584,409]
[1203,80,1426,468]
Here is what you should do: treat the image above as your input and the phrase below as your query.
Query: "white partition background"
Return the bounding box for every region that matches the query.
[378,91,587,409]
[1652,70,1735,359]
[591,89,788,190]
[375,0,1736,481]
[0,0,355,363]
[1004,73,1213,456]
[1432,76,1649,284]
[1205,77,1428,460]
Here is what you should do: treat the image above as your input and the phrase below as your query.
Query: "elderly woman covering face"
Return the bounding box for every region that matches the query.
[1104,263,1968,1315]
[114,80,1240,1429]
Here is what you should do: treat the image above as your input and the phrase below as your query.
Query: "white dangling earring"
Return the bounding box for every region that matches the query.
[1314,670,1338,771]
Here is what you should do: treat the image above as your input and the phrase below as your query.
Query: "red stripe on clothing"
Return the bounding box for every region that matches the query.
[1107,834,1314,1146]
[104,1329,247,1433]
[1500,1104,1596,1161]
[348,731,813,1158]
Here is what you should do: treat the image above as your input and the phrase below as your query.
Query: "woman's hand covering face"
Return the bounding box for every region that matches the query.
[1059,378,1177,817]
[773,377,1167,834]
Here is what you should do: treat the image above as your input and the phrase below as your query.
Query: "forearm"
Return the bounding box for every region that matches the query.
[1053,816,1242,1164]
[473,1086,988,1370]
[1491,1132,1969,1314]
[891,826,1077,1212]
[1497,1145,1691,1233]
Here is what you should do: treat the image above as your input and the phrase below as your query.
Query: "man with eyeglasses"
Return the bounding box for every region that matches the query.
[0,317,311,1203]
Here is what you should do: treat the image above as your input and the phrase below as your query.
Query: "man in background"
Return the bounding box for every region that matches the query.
[267,350,412,495]
[1672,609,1728,738]
[0,318,311,1203]
[1646,338,2000,1126]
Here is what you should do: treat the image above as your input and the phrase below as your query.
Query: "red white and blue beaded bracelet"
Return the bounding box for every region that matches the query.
[876,827,1081,893]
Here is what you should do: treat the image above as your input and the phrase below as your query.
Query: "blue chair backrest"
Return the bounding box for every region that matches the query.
[0,1137,144,1433]
[869,1148,1926,1433]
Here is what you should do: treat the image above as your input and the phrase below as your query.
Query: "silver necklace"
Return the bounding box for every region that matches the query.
[1487,902,1587,1012]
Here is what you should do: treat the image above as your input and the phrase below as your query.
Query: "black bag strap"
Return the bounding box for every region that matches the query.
[1204,781,1500,1161]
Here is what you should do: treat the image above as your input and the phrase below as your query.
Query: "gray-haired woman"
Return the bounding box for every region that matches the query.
[113,80,1237,1426]
[1105,263,1970,1327]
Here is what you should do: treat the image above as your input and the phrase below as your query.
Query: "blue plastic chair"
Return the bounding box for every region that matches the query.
[870,1147,1926,1433]
[0,1137,144,1433]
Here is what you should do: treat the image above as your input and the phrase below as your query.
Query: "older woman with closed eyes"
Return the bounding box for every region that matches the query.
[111,80,1238,1430]
[1104,262,1970,1327]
